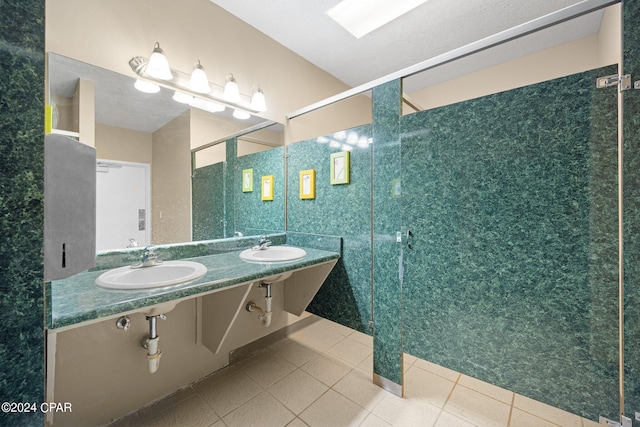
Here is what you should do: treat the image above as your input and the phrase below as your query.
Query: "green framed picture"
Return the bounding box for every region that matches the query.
[242,168,253,192]
[330,151,350,185]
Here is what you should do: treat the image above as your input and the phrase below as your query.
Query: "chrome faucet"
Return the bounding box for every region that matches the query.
[254,235,272,250]
[133,246,162,268]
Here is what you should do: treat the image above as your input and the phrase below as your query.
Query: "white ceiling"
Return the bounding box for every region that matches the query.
[209,0,604,93]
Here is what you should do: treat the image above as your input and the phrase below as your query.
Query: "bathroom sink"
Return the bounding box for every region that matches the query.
[239,246,307,263]
[95,260,207,290]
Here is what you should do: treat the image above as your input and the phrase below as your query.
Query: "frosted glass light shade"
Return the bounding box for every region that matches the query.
[189,61,211,94]
[250,87,267,112]
[172,91,193,104]
[232,109,250,120]
[134,79,160,93]
[146,42,173,80]
[223,74,241,103]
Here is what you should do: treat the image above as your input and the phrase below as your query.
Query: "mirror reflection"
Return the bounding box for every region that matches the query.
[47,53,285,251]
[191,122,285,241]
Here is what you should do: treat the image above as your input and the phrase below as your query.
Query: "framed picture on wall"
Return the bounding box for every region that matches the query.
[261,175,274,201]
[330,151,350,185]
[300,169,316,199]
[242,169,253,192]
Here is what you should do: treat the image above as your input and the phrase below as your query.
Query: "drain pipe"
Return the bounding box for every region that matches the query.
[246,282,272,327]
[143,314,165,374]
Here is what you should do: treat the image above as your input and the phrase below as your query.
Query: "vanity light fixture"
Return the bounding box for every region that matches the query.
[250,86,267,112]
[145,42,173,80]
[223,74,241,103]
[189,60,211,94]
[129,47,267,118]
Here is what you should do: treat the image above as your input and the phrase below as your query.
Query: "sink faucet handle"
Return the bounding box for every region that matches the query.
[254,235,272,250]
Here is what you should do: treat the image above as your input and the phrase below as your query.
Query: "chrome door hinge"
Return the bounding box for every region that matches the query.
[599,415,632,427]
[596,74,632,90]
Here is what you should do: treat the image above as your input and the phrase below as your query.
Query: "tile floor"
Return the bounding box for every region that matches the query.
[110,317,602,427]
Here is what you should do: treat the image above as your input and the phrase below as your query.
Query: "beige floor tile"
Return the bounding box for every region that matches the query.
[509,408,560,427]
[138,387,219,427]
[404,365,456,408]
[268,369,328,414]
[582,417,603,427]
[241,350,298,388]
[137,387,196,422]
[326,336,372,367]
[435,410,479,427]
[153,393,219,426]
[372,393,440,427]
[223,392,295,427]
[300,352,351,386]
[512,394,582,427]
[445,384,511,427]
[269,338,320,367]
[299,389,369,427]
[356,353,373,374]
[458,375,513,405]
[412,358,460,382]
[194,366,262,417]
[333,369,387,411]
[360,412,393,427]
[316,318,355,336]
[289,321,346,351]
[107,413,144,427]
[349,330,373,348]
[286,418,311,427]
[403,353,417,371]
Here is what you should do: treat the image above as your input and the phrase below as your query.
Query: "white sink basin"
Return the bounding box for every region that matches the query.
[95,260,207,290]
[239,246,307,263]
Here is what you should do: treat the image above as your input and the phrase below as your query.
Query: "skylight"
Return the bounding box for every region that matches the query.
[326,0,429,39]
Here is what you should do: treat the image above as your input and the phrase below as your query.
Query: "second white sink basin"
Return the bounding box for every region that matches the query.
[239,246,307,263]
[95,260,207,290]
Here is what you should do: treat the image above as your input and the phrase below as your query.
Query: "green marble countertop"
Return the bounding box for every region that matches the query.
[47,246,339,330]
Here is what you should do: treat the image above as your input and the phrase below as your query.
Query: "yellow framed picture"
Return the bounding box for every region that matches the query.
[300,169,316,199]
[242,169,253,192]
[261,175,274,201]
[330,151,350,185]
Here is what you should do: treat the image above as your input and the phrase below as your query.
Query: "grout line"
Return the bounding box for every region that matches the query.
[506,391,515,427]
[432,371,462,426]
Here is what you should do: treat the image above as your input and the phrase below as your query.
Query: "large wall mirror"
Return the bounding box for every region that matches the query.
[47,53,285,251]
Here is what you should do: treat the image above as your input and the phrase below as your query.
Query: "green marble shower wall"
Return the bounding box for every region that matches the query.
[286,125,373,333]
[624,0,640,422]
[0,1,45,426]
[192,161,225,240]
[235,144,286,235]
[400,67,619,420]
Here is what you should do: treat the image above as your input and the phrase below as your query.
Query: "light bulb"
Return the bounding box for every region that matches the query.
[189,60,211,94]
[172,91,193,104]
[232,109,250,120]
[134,79,160,93]
[145,42,173,80]
[223,74,241,103]
[250,87,267,112]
